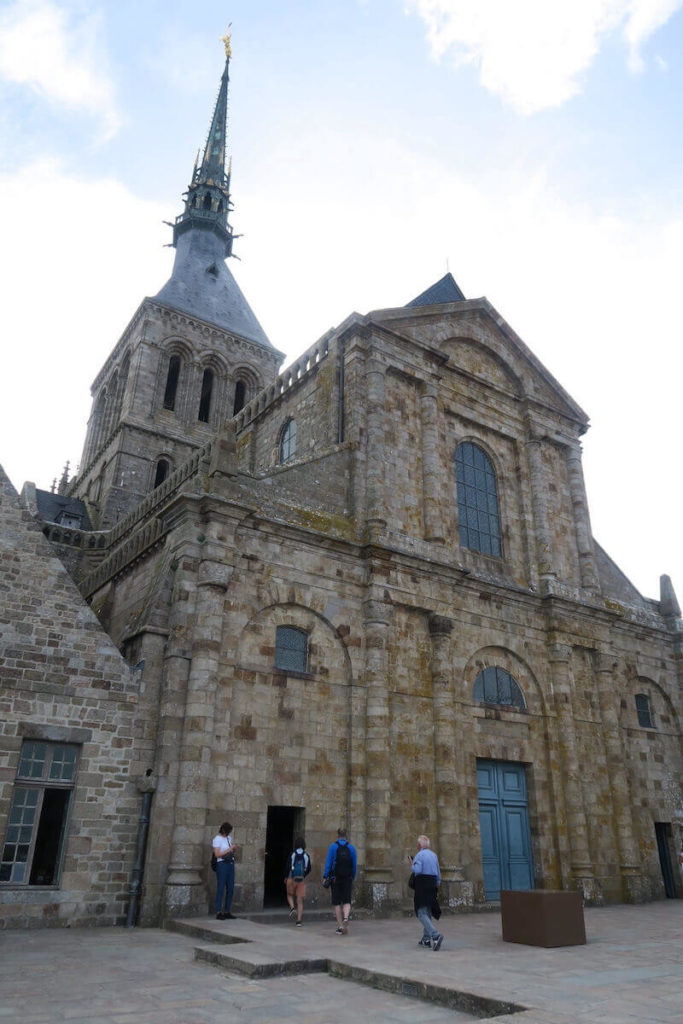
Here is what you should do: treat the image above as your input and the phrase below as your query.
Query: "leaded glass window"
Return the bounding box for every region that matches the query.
[635,693,655,729]
[454,442,502,557]
[473,667,525,709]
[279,419,297,464]
[275,626,308,673]
[1,741,78,886]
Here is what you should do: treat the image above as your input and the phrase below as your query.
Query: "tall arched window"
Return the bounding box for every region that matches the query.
[279,419,297,464]
[473,667,525,709]
[163,355,182,411]
[153,459,170,489]
[115,354,130,424]
[88,388,107,461]
[198,368,214,422]
[455,442,502,557]
[275,626,308,673]
[233,379,247,415]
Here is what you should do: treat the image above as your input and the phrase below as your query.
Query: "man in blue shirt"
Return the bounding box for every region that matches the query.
[323,827,357,934]
[409,834,443,950]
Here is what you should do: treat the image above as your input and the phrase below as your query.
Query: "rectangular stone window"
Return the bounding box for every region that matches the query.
[635,693,655,729]
[275,625,308,674]
[0,741,78,886]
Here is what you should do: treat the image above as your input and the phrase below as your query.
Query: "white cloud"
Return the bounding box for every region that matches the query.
[406,0,683,113]
[623,0,682,71]
[0,0,120,139]
[0,159,168,492]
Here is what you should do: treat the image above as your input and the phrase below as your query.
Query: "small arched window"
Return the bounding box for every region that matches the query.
[473,667,525,709]
[275,626,308,673]
[279,419,297,464]
[635,693,655,729]
[233,379,247,415]
[203,192,212,210]
[198,368,214,423]
[455,442,502,557]
[153,459,170,489]
[163,355,182,411]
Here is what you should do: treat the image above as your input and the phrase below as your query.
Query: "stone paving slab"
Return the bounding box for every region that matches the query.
[178,901,683,1024]
[0,902,681,1023]
[0,925,474,1024]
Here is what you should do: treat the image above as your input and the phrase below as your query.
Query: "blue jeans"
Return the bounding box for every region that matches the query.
[417,904,440,941]
[215,860,234,913]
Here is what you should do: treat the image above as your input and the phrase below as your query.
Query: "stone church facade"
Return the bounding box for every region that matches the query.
[1,41,681,928]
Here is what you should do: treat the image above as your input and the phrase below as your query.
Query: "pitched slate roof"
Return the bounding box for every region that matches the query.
[154,228,273,349]
[406,272,466,307]
[35,490,92,530]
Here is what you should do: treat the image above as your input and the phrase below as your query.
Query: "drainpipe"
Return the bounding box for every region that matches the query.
[126,771,156,928]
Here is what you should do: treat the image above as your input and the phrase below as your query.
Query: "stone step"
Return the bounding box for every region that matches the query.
[192,941,526,1018]
[195,943,327,978]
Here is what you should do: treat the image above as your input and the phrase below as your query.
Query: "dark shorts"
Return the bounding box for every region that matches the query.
[330,877,352,906]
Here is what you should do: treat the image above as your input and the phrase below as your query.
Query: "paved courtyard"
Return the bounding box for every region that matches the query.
[0,902,681,1024]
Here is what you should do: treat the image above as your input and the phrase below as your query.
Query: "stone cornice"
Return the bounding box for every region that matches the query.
[150,299,285,364]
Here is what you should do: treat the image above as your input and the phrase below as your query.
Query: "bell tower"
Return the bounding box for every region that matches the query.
[70,34,283,529]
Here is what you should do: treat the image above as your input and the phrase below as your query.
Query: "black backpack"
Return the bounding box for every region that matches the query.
[292,850,307,881]
[334,841,353,879]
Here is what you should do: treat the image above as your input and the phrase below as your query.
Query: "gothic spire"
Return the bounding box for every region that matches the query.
[172,30,234,257]
[156,31,276,350]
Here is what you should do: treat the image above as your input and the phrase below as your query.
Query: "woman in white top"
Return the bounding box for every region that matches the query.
[212,821,237,919]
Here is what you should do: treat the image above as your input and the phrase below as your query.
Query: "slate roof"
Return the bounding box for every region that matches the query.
[406,272,466,307]
[154,227,273,349]
[35,490,92,530]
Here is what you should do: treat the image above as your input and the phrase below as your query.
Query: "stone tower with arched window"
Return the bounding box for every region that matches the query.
[69,43,283,529]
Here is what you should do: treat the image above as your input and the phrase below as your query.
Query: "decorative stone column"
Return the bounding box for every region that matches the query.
[566,443,600,594]
[428,614,471,909]
[548,643,600,903]
[131,628,171,925]
[364,357,387,543]
[420,384,445,542]
[525,437,556,587]
[594,651,645,902]
[142,556,195,922]
[361,597,395,911]
[164,529,233,916]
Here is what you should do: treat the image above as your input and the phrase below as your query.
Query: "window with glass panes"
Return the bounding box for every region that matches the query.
[635,693,655,729]
[473,666,525,709]
[279,419,297,464]
[1,741,78,886]
[454,442,502,557]
[275,626,308,673]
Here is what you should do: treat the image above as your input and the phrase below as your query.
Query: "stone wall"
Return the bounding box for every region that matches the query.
[14,290,679,926]
[0,468,142,927]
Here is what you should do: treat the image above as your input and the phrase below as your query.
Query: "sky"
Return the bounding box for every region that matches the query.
[0,0,681,602]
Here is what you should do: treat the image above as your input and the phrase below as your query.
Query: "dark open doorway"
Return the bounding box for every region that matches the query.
[263,805,305,907]
[655,822,678,898]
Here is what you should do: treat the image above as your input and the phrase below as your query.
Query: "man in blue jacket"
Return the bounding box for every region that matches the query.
[410,834,443,950]
[323,827,357,934]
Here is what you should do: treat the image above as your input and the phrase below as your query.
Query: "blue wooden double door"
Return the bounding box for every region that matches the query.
[477,759,534,900]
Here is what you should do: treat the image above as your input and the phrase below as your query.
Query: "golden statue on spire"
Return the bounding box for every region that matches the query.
[221,25,232,59]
